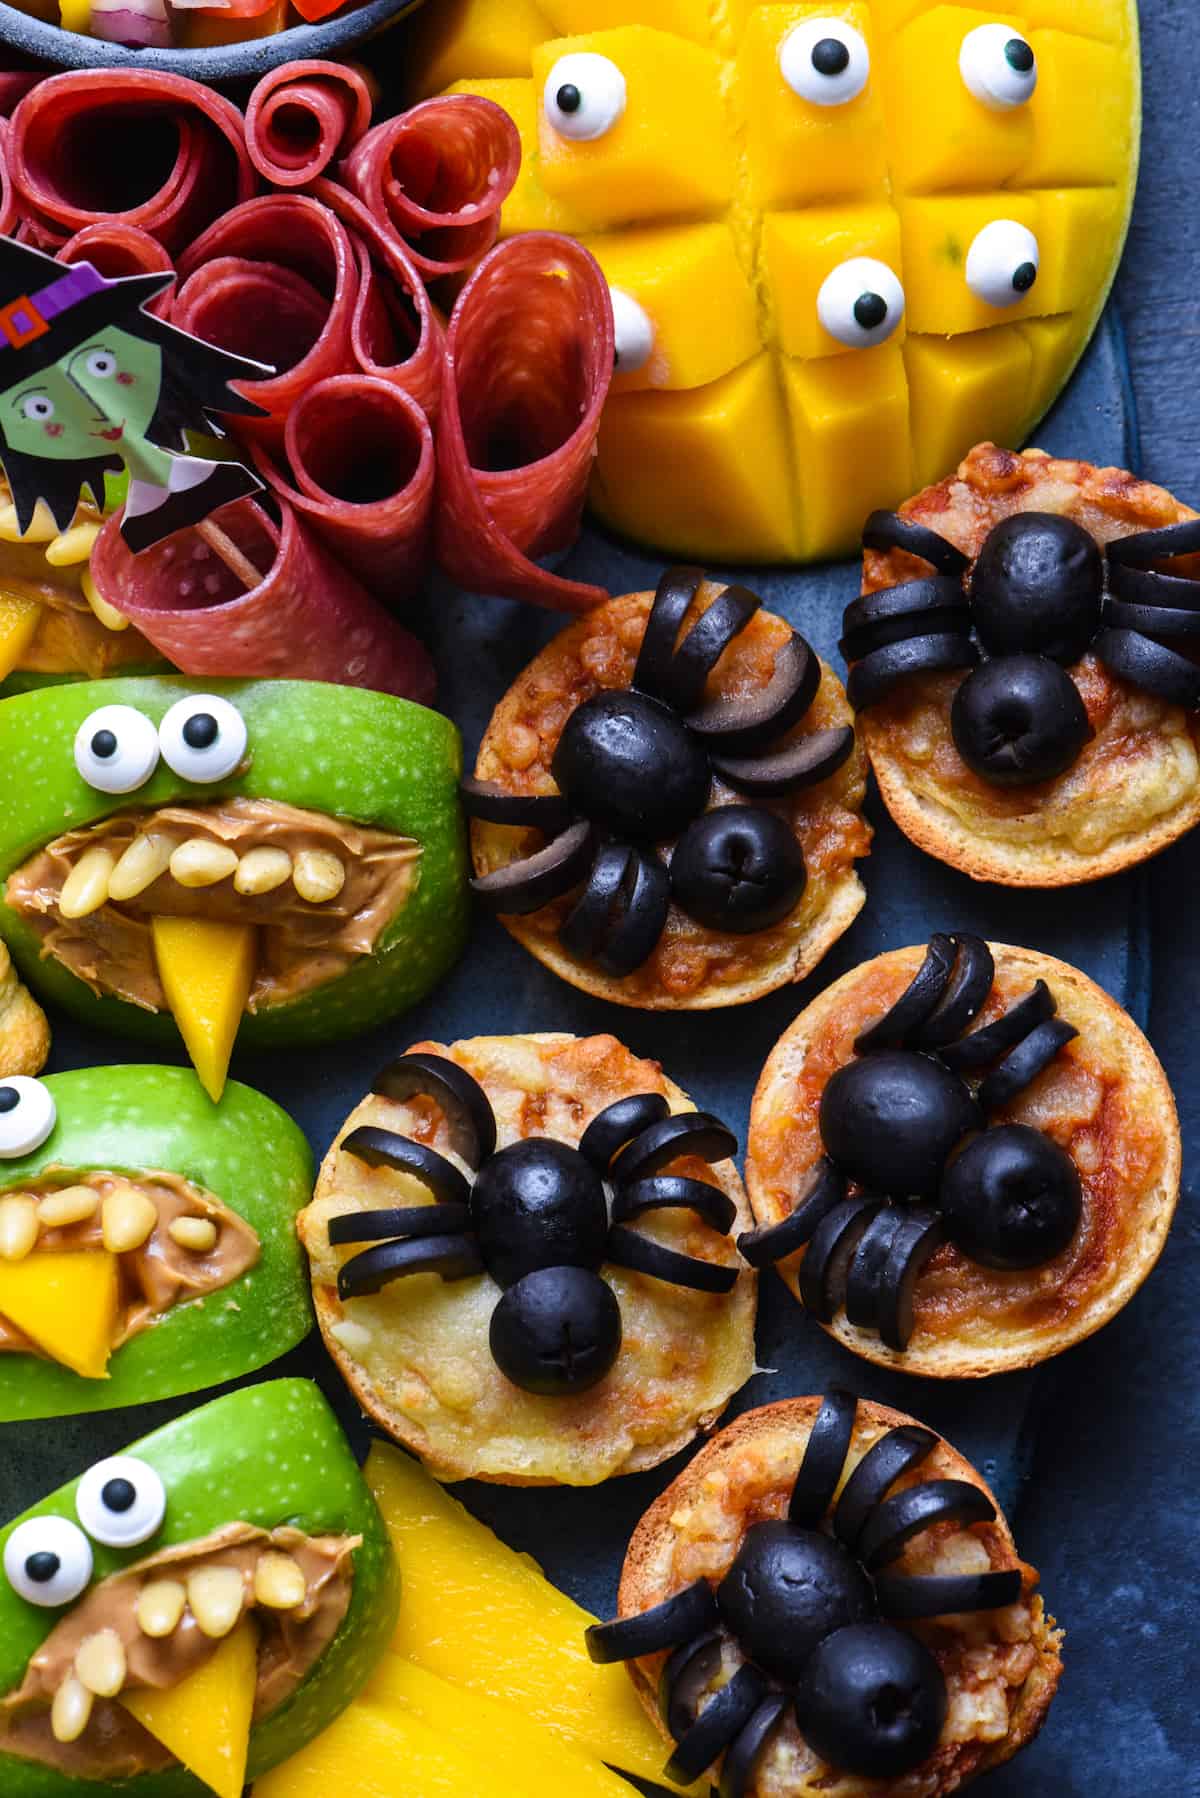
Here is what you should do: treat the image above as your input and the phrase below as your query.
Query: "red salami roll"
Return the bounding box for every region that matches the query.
[172,195,359,449]
[245,59,373,188]
[0,122,15,240]
[341,95,519,281]
[7,71,253,252]
[255,374,435,603]
[58,221,174,314]
[311,178,443,423]
[435,232,613,612]
[0,73,39,120]
[90,494,436,704]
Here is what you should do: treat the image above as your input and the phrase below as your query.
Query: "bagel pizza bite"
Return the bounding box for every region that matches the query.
[0,1381,398,1798]
[843,443,1200,885]
[299,1033,756,1484]
[587,1393,1062,1796]
[464,569,869,1008]
[743,936,1180,1377]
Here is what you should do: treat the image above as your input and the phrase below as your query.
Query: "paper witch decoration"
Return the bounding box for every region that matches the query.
[0,234,272,553]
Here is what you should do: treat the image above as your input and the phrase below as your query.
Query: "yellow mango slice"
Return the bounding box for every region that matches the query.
[256,1698,530,1798]
[541,0,708,41]
[122,1618,256,1798]
[1026,32,1134,186]
[447,79,581,233]
[1021,0,1123,41]
[531,27,733,225]
[785,345,914,559]
[904,328,1034,488]
[367,1657,640,1797]
[365,1442,691,1792]
[151,917,256,1105]
[0,592,42,682]
[593,355,800,563]
[763,203,905,361]
[0,1250,117,1379]
[409,0,552,96]
[1032,188,1125,316]
[882,6,1033,194]
[897,191,1042,335]
[1017,313,1083,419]
[738,3,890,208]
[585,221,760,391]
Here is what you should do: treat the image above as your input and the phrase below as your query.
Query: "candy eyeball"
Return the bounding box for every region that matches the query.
[158,694,248,783]
[543,53,627,142]
[610,288,655,374]
[779,18,870,107]
[959,24,1038,111]
[818,257,906,349]
[74,704,160,794]
[965,220,1040,308]
[75,1457,166,1548]
[4,1516,93,1607]
[0,1076,56,1158]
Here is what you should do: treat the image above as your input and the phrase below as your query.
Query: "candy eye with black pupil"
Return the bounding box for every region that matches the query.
[779,17,870,106]
[959,23,1038,110]
[543,52,626,141]
[818,257,905,350]
[0,1076,56,1158]
[610,288,655,374]
[73,703,160,794]
[158,694,247,783]
[4,1516,93,1606]
[75,1456,165,1547]
[966,219,1040,307]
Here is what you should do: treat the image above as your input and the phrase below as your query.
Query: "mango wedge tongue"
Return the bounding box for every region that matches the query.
[151,917,256,1104]
[0,1250,117,1378]
[121,1617,257,1798]
[0,592,42,682]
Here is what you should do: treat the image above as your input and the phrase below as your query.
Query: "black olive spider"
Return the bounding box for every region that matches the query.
[586,1388,1023,1789]
[738,933,1082,1349]
[328,1051,743,1395]
[842,507,1200,788]
[461,566,856,976]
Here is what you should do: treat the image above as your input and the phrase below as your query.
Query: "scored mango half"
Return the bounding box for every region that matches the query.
[0,678,469,1100]
[0,1381,399,1798]
[412,0,1141,561]
[0,1065,313,1421]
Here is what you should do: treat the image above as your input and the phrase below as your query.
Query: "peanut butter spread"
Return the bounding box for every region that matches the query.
[859,446,1200,858]
[5,797,421,1012]
[752,960,1165,1346]
[0,1168,259,1358]
[0,1523,356,1780]
[633,1415,1059,1798]
[472,588,869,1003]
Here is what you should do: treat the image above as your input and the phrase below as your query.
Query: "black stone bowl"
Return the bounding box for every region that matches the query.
[0,0,423,83]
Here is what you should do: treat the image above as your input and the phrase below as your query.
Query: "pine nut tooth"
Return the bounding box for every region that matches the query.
[75,1629,126,1698]
[234,846,293,896]
[101,1185,158,1254]
[109,833,175,902]
[38,1185,99,1229]
[59,847,115,920]
[169,839,240,889]
[81,569,130,633]
[51,1675,94,1744]
[46,521,102,567]
[187,1566,245,1638]
[293,850,346,904]
[135,1578,187,1640]
[0,1194,38,1260]
[253,1552,308,1611]
[169,1216,218,1253]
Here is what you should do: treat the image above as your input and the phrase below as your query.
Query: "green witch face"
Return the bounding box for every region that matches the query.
[2,330,164,480]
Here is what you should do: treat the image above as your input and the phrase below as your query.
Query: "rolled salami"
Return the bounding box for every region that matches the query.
[245,59,373,188]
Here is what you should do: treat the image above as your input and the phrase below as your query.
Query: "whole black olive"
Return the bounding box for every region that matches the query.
[716,1522,876,1686]
[820,1052,979,1197]
[670,806,806,933]
[939,1123,1082,1270]
[552,691,710,841]
[951,654,1090,786]
[489,1266,622,1396]
[970,513,1103,663]
[794,1621,947,1778]
[471,1138,608,1288]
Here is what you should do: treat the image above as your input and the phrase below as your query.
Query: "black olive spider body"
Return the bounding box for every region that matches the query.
[328,1052,743,1396]
[843,508,1200,788]
[587,1389,1023,1790]
[462,567,856,976]
[739,934,1082,1349]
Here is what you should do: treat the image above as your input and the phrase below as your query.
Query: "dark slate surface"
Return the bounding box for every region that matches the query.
[2,1,1198,1790]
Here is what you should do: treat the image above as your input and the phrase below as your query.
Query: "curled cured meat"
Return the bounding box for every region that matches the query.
[90,495,436,704]
[255,374,435,604]
[58,221,174,315]
[245,60,373,189]
[341,95,520,281]
[0,73,39,120]
[7,70,252,251]
[172,195,359,449]
[435,232,613,612]
[0,122,15,239]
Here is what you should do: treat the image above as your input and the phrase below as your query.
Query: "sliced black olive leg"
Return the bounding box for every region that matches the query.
[856,1479,997,1571]
[1106,517,1200,565]
[738,1157,846,1268]
[328,1202,473,1245]
[685,631,821,751]
[788,1387,858,1526]
[978,1016,1079,1112]
[914,933,995,1048]
[833,1424,937,1547]
[340,1127,473,1206]
[664,1666,769,1785]
[337,1234,484,1299]
[558,842,631,963]
[844,1205,908,1331]
[854,933,957,1050]
[458,778,572,834]
[660,1631,724,1742]
[470,819,594,916]
[370,1051,498,1165]
[862,509,969,575]
[579,1092,671,1170]
[612,1174,737,1236]
[718,1698,789,1798]
[585,1580,719,1664]
[839,576,970,661]
[848,633,978,710]
[876,1207,944,1352]
[633,565,705,697]
[711,727,855,797]
[1094,626,1200,709]
[594,846,671,977]
[612,1111,738,1184]
[606,1226,740,1294]
[798,1196,883,1323]
[876,1569,1022,1620]
[657,584,762,714]
[1107,558,1200,609]
[937,980,1056,1073]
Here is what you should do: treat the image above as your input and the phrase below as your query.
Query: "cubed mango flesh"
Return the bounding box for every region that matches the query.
[784,345,914,558]
[881,6,1033,194]
[763,203,905,360]
[0,593,42,683]
[897,191,1042,334]
[540,0,709,42]
[1021,0,1125,41]
[585,221,760,390]
[1025,32,1137,186]
[904,327,1034,488]
[409,0,554,97]
[0,1250,118,1380]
